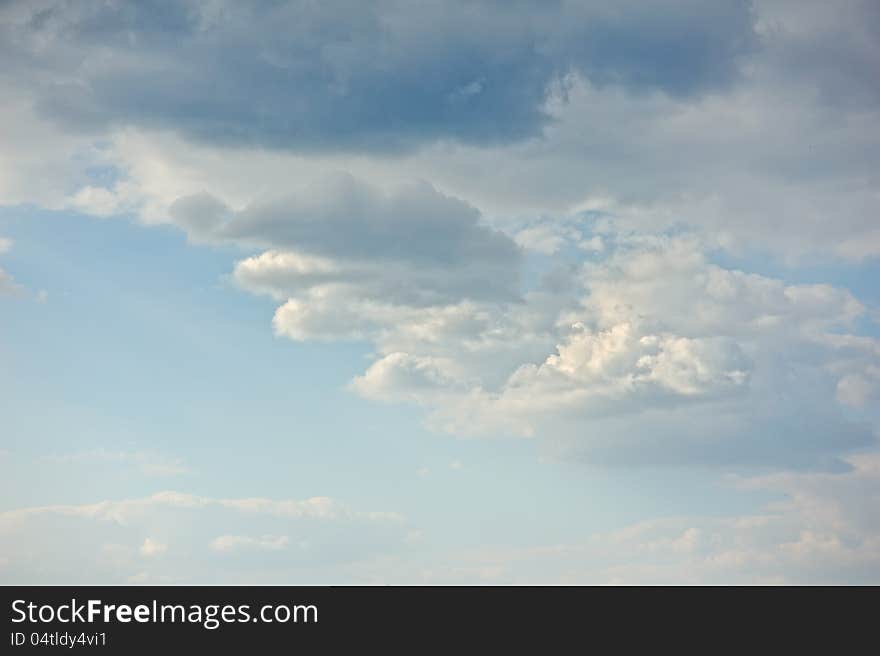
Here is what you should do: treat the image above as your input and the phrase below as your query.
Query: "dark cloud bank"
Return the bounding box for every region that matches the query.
[2,0,758,151]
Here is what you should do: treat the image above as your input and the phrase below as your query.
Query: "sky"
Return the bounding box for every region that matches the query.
[0,0,879,584]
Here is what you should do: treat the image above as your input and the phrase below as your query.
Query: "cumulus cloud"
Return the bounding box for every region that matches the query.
[0,492,408,584]
[164,174,531,351]
[348,234,877,467]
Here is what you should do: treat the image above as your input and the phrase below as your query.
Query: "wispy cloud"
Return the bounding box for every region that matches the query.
[47,449,193,477]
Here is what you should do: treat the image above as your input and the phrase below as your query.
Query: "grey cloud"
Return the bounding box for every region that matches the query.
[550,398,875,471]
[1,0,758,151]
[755,0,880,109]
[556,0,757,96]
[172,175,524,305]
[6,3,877,262]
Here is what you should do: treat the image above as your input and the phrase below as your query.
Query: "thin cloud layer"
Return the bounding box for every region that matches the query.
[0,492,408,584]
[346,454,880,584]
[8,455,875,584]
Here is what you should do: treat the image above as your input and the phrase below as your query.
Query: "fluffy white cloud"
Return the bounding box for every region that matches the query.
[344,234,877,467]
[139,537,167,557]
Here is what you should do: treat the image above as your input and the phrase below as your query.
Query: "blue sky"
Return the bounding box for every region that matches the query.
[1,0,879,584]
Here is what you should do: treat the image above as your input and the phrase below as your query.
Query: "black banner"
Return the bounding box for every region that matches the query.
[1,586,871,652]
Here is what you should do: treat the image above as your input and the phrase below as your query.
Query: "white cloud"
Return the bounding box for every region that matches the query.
[48,449,192,477]
[8,455,878,584]
[0,236,23,296]
[836,368,880,408]
[0,268,23,296]
[210,535,290,553]
[139,537,167,557]
[68,185,130,218]
[344,234,877,467]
